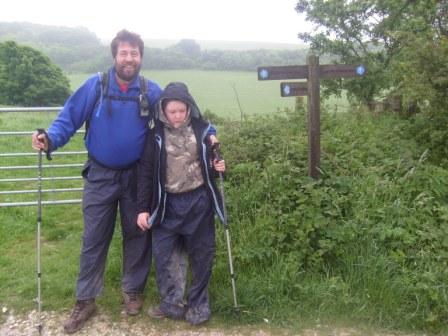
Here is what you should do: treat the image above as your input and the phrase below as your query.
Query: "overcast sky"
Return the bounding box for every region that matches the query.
[0,0,310,44]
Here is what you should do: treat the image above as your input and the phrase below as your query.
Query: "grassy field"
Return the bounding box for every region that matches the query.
[68,70,350,120]
[69,70,297,120]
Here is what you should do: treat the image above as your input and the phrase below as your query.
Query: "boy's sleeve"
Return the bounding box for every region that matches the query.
[207,124,217,136]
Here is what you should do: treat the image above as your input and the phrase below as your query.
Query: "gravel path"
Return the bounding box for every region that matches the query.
[1,307,286,336]
[0,307,430,336]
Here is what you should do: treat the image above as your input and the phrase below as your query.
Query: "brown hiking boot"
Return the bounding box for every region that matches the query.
[122,292,144,316]
[147,306,166,319]
[63,299,97,334]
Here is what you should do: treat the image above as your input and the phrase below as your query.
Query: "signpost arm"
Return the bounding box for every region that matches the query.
[307,54,320,178]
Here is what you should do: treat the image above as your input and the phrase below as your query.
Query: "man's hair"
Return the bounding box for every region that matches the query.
[111,29,144,58]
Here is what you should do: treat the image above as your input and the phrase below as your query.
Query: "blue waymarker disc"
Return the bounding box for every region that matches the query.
[356,65,365,76]
[259,69,269,79]
[283,85,291,96]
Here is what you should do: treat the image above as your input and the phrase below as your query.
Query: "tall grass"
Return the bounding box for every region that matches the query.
[211,105,448,333]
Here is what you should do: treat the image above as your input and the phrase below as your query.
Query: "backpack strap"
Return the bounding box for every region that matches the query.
[84,72,107,139]
[101,71,109,96]
[138,75,150,117]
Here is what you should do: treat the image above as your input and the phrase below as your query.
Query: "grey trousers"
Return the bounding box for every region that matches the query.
[76,159,151,300]
[153,186,215,324]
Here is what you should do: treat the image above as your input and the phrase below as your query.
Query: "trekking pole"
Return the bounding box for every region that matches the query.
[35,129,51,335]
[36,144,43,335]
[212,143,238,311]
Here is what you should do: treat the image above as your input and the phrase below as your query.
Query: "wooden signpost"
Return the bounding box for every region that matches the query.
[258,55,365,178]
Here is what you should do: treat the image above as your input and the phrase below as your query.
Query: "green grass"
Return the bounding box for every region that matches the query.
[0,108,87,312]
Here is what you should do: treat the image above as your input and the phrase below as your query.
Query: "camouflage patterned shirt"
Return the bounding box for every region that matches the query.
[163,122,204,193]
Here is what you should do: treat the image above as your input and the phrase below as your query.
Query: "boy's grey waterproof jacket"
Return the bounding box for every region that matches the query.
[137,82,225,226]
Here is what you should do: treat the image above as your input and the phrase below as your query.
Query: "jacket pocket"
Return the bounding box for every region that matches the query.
[81,160,91,179]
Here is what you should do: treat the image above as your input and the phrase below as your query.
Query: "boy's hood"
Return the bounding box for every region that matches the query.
[156,82,202,120]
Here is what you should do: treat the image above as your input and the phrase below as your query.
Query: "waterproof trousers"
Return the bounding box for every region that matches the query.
[152,185,215,325]
[76,159,152,300]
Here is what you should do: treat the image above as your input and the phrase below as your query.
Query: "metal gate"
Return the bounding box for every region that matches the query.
[0,107,85,208]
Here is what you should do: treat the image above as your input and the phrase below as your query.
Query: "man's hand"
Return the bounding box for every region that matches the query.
[31,131,49,152]
[137,212,151,231]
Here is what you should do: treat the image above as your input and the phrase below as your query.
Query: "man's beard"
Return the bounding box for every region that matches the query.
[116,63,141,82]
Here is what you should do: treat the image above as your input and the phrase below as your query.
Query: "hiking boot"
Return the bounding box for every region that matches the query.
[185,306,210,326]
[122,292,144,316]
[147,306,166,319]
[63,299,97,334]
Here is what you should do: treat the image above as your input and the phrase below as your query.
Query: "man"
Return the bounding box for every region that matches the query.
[31,30,215,334]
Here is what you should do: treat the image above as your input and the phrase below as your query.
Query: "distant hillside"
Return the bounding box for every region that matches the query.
[1,22,304,53]
[1,22,308,72]
[141,38,303,51]
[0,22,101,47]
[0,22,107,72]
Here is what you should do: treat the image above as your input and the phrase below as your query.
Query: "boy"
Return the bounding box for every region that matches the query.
[136,82,226,325]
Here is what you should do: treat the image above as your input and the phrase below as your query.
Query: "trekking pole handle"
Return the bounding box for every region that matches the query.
[211,141,222,162]
[36,128,52,161]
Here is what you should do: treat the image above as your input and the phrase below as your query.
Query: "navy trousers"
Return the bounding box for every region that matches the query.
[76,159,152,300]
[152,186,215,324]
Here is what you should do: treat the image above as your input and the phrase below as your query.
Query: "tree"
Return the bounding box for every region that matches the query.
[170,39,202,57]
[296,0,448,163]
[295,0,448,109]
[0,40,71,106]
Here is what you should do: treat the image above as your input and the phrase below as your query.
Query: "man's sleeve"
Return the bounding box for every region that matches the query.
[47,76,99,152]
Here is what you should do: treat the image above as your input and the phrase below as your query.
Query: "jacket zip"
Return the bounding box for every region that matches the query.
[148,134,163,226]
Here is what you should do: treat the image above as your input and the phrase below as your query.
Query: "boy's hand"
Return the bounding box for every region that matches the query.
[213,159,226,172]
[137,212,151,231]
[209,134,218,145]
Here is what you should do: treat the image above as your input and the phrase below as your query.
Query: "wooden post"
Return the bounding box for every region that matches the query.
[257,59,365,179]
[307,54,320,178]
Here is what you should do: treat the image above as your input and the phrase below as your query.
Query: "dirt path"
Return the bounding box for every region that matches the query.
[0,308,429,336]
